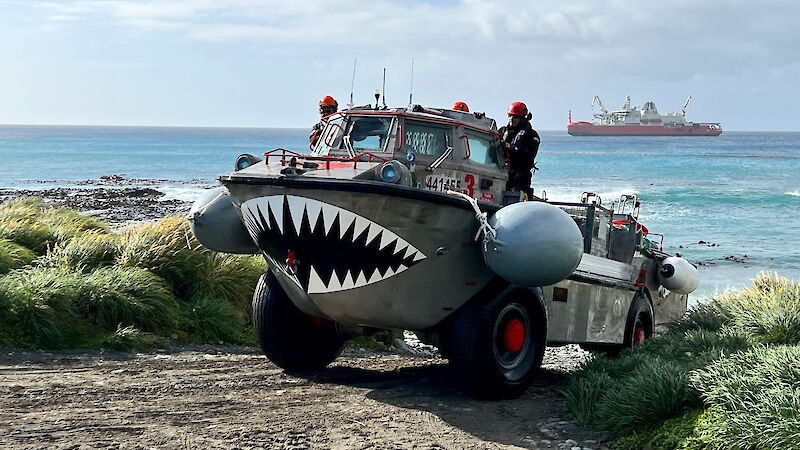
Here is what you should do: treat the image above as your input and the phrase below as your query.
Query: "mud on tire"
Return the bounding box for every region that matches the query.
[447,287,546,399]
[252,271,344,371]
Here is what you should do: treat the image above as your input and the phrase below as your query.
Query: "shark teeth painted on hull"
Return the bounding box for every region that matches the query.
[241,195,426,294]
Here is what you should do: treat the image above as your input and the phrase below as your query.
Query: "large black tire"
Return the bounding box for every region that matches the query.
[447,287,546,399]
[252,271,344,371]
[623,293,654,348]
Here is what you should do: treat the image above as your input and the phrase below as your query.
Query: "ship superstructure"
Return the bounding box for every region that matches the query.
[568,96,722,136]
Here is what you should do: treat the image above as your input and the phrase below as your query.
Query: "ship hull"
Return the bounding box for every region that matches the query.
[567,122,722,137]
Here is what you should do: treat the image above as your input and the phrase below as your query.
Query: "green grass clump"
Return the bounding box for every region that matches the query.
[186,253,265,321]
[0,267,85,348]
[689,345,800,450]
[0,204,265,351]
[0,197,107,253]
[715,273,800,345]
[180,295,241,343]
[78,266,179,331]
[39,230,119,271]
[566,273,800,448]
[0,239,35,274]
[101,325,166,352]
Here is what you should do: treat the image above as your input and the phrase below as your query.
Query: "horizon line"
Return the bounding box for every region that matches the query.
[1,123,798,133]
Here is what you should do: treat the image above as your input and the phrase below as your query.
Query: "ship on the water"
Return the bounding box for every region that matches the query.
[567,95,722,136]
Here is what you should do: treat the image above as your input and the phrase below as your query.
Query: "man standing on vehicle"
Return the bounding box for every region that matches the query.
[310,95,338,148]
[500,101,540,199]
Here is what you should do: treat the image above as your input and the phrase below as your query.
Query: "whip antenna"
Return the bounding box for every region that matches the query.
[348,58,357,109]
[381,68,387,109]
[408,57,415,107]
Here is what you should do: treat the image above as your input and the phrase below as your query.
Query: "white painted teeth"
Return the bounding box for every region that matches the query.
[241,195,428,294]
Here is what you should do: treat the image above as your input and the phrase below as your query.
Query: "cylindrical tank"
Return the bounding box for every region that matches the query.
[187,186,259,254]
[483,201,584,287]
[658,256,699,295]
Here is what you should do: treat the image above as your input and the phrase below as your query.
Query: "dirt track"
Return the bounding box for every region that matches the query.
[0,346,602,450]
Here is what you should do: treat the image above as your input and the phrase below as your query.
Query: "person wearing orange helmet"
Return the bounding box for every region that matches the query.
[452,101,470,112]
[500,101,540,198]
[310,95,339,147]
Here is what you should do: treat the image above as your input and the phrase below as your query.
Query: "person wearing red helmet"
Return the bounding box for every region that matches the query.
[500,101,540,199]
[310,95,339,147]
[452,101,470,112]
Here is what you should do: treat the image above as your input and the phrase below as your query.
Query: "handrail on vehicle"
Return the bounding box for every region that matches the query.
[263,148,390,171]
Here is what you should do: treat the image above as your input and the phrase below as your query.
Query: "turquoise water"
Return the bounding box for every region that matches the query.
[1,125,799,301]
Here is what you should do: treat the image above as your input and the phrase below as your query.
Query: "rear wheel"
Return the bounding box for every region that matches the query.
[582,292,654,356]
[447,288,545,399]
[624,293,654,348]
[252,271,344,371]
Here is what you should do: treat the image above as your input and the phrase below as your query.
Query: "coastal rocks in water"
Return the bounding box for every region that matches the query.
[679,240,719,249]
[0,187,191,225]
[694,254,750,266]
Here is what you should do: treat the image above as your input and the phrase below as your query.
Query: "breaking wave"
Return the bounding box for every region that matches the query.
[786,191,800,197]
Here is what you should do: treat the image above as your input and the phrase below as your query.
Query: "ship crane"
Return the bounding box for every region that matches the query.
[591,95,607,115]
[682,96,692,117]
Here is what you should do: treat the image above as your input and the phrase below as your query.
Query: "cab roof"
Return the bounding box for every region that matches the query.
[339,104,498,133]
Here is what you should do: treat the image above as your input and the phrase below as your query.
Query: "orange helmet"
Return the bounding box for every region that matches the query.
[452,101,470,112]
[319,95,338,108]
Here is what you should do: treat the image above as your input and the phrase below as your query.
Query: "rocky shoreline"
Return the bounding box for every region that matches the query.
[0,175,203,225]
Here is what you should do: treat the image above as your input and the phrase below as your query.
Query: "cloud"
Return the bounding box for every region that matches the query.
[27,0,798,81]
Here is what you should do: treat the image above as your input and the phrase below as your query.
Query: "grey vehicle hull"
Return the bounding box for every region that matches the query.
[222,175,499,330]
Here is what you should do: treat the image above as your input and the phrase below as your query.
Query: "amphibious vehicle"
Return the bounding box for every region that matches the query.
[189,103,697,399]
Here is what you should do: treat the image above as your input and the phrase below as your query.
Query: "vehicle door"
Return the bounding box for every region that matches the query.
[400,118,464,194]
[459,129,506,203]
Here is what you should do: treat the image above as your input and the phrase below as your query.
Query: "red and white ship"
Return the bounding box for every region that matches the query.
[567,96,722,136]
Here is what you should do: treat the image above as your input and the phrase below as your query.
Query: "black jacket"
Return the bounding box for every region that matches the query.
[501,121,540,170]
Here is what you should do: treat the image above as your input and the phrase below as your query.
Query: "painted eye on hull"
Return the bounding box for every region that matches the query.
[242,195,426,294]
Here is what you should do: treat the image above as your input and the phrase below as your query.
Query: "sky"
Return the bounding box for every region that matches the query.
[1,0,799,131]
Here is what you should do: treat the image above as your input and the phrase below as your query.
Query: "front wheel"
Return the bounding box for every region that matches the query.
[446,287,546,399]
[252,271,344,371]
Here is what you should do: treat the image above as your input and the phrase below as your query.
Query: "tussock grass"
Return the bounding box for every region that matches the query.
[0,204,264,351]
[0,239,35,274]
[186,254,265,321]
[78,267,179,331]
[40,230,119,271]
[0,197,107,254]
[689,345,800,450]
[566,273,800,449]
[180,295,241,343]
[0,267,85,348]
[102,325,167,352]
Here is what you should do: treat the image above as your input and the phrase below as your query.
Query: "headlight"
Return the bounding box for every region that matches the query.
[235,154,262,171]
[379,161,402,184]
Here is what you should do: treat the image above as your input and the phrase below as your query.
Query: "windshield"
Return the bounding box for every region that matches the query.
[313,115,394,156]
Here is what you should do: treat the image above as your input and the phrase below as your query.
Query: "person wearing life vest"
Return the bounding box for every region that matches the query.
[309,95,338,148]
[500,101,540,199]
[452,101,470,112]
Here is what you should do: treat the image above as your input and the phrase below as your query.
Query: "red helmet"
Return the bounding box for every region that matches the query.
[452,101,470,112]
[507,101,528,117]
[319,95,338,107]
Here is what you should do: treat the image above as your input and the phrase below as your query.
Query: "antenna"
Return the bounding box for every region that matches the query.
[381,68,387,109]
[347,58,357,109]
[408,57,415,107]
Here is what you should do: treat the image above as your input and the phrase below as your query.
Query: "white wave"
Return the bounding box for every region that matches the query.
[536,185,639,204]
[786,191,800,197]
[158,185,212,202]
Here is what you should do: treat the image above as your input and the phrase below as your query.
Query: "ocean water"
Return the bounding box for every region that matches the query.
[1,125,799,302]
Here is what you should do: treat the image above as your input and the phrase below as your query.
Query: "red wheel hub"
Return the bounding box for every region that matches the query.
[503,319,526,353]
[634,324,646,345]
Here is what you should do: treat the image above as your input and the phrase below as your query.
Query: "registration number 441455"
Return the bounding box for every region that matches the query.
[424,174,476,197]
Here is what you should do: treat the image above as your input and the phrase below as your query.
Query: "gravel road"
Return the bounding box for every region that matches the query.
[0,345,603,450]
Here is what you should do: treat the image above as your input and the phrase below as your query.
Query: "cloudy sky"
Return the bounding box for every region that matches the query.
[1,0,798,130]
